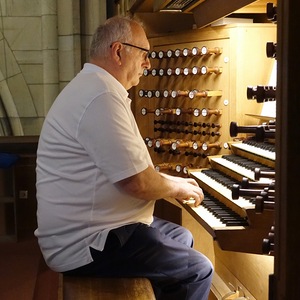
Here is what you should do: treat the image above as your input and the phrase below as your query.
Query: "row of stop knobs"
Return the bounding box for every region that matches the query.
[139,89,222,99]
[143,65,222,77]
[145,137,221,151]
[142,107,222,117]
[149,46,223,59]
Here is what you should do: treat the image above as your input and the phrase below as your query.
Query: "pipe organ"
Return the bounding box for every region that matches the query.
[132,10,277,300]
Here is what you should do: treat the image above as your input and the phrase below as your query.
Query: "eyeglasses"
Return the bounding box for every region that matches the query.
[121,42,151,59]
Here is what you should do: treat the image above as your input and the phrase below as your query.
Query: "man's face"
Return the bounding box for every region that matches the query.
[122,25,151,90]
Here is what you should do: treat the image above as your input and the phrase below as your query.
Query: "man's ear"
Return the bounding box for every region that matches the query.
[110,42,122,65]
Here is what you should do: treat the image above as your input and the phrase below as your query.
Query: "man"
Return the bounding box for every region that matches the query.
[35,15,213,300]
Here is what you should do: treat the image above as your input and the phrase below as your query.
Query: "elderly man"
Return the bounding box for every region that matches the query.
[35,15,213,300]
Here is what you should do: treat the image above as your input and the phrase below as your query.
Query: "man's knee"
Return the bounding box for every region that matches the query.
[171,225,194,247]
[184,228,194,247]
[196,255,214,282]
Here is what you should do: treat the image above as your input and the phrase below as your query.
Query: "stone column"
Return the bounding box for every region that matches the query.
[80,0,107,63]
[41,0,59,115]
[57,0,81,91]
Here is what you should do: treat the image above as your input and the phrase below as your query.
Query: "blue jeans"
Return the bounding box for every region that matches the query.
[63,217,213,300]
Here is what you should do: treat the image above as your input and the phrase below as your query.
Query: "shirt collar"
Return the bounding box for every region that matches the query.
[83,63,129,100]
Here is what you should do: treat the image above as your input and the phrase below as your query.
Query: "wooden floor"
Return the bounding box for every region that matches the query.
[0,235,59,300]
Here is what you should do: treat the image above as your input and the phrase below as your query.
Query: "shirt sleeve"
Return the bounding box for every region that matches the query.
[76,92,150,183]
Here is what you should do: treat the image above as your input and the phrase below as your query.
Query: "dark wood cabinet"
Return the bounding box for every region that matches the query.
[0,136,38,241]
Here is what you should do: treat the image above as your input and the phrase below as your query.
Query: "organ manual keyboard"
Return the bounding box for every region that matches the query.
[181,144,275,254]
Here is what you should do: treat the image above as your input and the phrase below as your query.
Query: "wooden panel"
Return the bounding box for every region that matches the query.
[0,135,38,154]
[63,277,155,300]
[236,0,278,14]
[214,245,274,300]
[154,198,182,225]
[129,0,274,14]
[192,0,257,28]
[0,136,38,241]
[14,158,37,239]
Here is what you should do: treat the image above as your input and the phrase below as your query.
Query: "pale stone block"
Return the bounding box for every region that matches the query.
[4,45,20,78]
[0,80,19,117]
[80,35,93,63]
[0,71,4,82]
[3,17,42,51]
[42,83,59,113]
[57,0,80,35]
[7,73,37,117]
[14,50,43,64]
[0,102,6,118]
[81,0,106,35]
[28,85,45,116]
[20,117,44,135]
[2,0,41,17]
[4,43,21,78]
[29,83,59,116]
[58,35,81,81]
[59,81,69,92]
[42,49,59,84]
[7,117,24,135]
[0,0,7,17]
[0,117,12,135]
[19,64,43,85]
[42,15,58,49]
[0,40,6,80]
[59,34,77,51]
[41,0,57,15]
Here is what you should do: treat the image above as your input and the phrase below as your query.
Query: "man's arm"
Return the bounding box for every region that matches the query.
[115,166,204,206]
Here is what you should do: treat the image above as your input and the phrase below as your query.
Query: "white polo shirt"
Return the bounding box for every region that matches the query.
[35,63,154,272]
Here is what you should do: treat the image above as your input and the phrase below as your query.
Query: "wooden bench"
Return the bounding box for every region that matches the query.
[60,275,156,300]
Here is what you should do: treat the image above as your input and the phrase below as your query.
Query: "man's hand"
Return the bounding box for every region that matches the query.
[175,180,204,207]
[162,174,204,206]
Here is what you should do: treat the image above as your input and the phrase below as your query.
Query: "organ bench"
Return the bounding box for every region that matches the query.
[59,275,156,300]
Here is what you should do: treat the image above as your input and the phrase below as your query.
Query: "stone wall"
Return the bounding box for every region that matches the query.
[0,0,106,136]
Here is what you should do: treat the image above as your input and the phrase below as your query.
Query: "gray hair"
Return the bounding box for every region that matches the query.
[89,16,143,59]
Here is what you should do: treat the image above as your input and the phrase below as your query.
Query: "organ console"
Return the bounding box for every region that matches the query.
[134,16,277,299]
